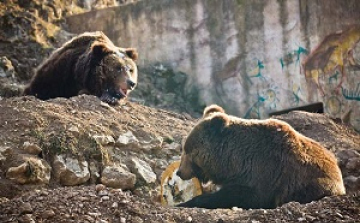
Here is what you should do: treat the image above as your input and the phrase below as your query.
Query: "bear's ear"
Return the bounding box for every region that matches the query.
[203,104,225,117]
[125,48,138,61]
[204,113,228,135]
[91,42,113,57]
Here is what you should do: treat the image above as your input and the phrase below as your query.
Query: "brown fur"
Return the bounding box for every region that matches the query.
[23,31,138,105]
[203,104,225,117]
[177,105,346,209]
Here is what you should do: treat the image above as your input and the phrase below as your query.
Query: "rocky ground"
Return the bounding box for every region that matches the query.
[0,95,358,223]
[0,0,360,222]
[0,184,358,223]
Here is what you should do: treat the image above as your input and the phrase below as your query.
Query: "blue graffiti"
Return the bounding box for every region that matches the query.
[292,91,300,105]
[246,60,266,84]
[295,47,308,64]
[328,71,340,84]
[342,83,360,101]
[280,46,308,69]
[244,94,266,119]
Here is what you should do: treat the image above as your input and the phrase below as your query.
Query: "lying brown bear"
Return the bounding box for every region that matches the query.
[23,31,138,105]
[176,105,346,209]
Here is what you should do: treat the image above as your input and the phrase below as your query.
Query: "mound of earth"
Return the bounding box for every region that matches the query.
[0,95,359,222]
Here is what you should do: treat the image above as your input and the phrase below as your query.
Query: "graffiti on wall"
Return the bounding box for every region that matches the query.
[280,46,308,70]
[244,93,265,119]
[280,46,309,107]
[240,25,359,130]
[244,87,280,119]
[242,50,305,119]
[243,44,308,118]
[342,83,360,101]
[324,96,342,116]
[302,25,360,96]
[300,25,360,130]
[246,59,266,85]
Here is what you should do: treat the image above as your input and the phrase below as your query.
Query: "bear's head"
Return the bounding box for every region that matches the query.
[177,105,229,184]
[82,42,138,105]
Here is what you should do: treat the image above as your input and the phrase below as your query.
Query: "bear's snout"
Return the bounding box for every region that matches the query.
[176,169,189,180]
[176,170,182,178]
[126,79,136,90]
[176,167,193,181]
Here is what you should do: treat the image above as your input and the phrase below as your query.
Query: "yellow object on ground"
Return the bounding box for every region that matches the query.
[160,161,202,206]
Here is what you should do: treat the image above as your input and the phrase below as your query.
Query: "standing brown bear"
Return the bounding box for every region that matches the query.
[23,31,138,105]
[176,105,346,209]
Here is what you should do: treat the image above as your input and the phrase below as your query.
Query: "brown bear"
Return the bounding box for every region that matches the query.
[23,31,138,105]
[176,104,346,209]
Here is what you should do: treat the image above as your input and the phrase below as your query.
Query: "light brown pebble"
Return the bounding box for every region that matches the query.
[41,209,55,219]
[96,184,106,192]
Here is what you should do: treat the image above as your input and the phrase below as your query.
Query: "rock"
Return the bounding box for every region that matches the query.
[100,165,136,189]
[297,217,306,222]
[141,136,163,150]
[346,158,360,171]
[93,135,115,146]
[101,196,109,201]
[19,202,33,214]
[129,157,157,184]
[187,216,193,222]
[83,215,95,222]
[53,155,90,186]
[116,131,139,147]
[6,158,51,184]
[67,125,80,136]
[89,161,100,184]
[112,202,118,208]
[41,209,56,219]
[344,175,360,192]
[164,142,181,151]
[0,56,15,78]
[95,184,106,192]
[23,142,42,155]
[98,190,108,196]
[78,196,90,202]
[305,214,317,221]
[18,214,35,223]
[337,149,360,165]
[100,101,117,112]
[0,146,12,162]
[88,212,101,217]
[0,197,9,203]
[231,207,243,211]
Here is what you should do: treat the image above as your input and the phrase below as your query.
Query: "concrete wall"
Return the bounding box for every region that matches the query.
[66,0,360,130]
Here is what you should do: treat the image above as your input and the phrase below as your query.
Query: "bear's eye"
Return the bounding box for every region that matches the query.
[116,67,122,72]
[129,69,134,73]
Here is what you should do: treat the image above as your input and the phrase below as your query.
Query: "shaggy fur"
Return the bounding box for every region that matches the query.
[23,31,138,105]
[176,105,346,209]
[203,104,225,117]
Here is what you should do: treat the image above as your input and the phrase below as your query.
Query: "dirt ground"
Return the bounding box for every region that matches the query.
[0,0,360,222]
[0,184,359,223]
[0,95,358,223]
